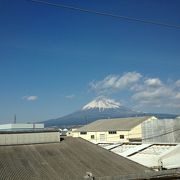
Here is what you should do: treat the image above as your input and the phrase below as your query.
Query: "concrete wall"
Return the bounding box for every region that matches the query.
[0,131,60,145]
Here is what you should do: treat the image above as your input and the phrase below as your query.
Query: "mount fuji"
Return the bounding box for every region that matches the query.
[43,97,146,127]
[43,97,178,127]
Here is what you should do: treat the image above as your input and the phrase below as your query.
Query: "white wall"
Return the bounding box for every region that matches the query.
[161,145,180,169]
[0,132,60,145]
[142,118,180,143]
[0,123,44,130]
[72,131,129,143]
[0,124,12,129]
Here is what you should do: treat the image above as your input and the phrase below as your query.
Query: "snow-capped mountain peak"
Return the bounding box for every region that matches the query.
[82,97,121,111]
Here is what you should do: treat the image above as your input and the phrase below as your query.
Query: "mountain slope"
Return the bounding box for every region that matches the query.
[43,97,178,127]
[43,97,143,127]
[82,97,121,111]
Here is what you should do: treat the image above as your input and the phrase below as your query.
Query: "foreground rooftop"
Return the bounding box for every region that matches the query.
[0,137,149,180]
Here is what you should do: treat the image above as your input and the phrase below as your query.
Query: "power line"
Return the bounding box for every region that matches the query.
[30,0,180,29]
[128,126,177,136]
[142,128,180,141]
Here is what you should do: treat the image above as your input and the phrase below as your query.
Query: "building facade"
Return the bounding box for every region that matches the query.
[72,116,156,143]
[142,117,180,143]
[0,123,44,131]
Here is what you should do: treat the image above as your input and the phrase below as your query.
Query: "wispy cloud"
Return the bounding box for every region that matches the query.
[144,78,162,87]
[175,80,180,87]
[65,94,75,99]
[175,93,180,99]
[22,96,38,101]
[132,86,173,105]
[89,71,180,111]
[131,77,180,109]
[131,76,180,108]
[89,72,142,94]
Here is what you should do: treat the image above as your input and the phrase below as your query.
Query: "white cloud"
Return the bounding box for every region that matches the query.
[90,72,142,94]
[132,86,173,104]
[144,78,162,87]
[65,94,75,99]
[175,92,180,99]
[115,72,142,88]
[132,81,180,109]
[89,71,180,112]
[175,80,180,87]
[22,96,38,101]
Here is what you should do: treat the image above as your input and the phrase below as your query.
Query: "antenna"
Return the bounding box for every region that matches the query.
[14,114,16,124]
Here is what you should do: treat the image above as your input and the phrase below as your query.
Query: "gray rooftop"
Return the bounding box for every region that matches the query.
[0,137,149,180]
[75,116,151,132]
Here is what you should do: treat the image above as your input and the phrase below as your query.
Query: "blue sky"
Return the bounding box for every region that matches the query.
[0,0,180,123]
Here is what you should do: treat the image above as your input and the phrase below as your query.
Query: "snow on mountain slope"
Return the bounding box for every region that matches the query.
[82,97,121,111]
[42,97,178,127]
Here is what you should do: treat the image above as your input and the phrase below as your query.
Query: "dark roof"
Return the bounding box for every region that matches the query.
[75,116,152,132]
[0,137,149,180]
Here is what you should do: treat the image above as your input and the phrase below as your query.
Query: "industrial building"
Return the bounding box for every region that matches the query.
[0,123,44,131]
[0,137,151,180]
[0,133,180,179]
[0,130,60,145]
[99,142,180,170]
[142,117,180,143]
[0,122,61,145]
[72,116,156,143]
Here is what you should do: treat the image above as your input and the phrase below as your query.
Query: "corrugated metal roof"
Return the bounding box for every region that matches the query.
[0,137,149,180]
[101,142,179,170]
[75,116,151,132]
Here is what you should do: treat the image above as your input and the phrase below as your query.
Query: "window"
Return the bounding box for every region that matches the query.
[91,135,95,139]
[120,135,124,139]
[80,132,87,135]
[108,131,117,134]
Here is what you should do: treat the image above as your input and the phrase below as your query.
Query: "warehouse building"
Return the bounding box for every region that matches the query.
[142,117,180,143]
[0,123,44,131]
[0,137,151,180]
[100,142,180,170]
[0,130,60,145]
[0,123,61,145]
[1,136,180,180]
[72,116,156,143]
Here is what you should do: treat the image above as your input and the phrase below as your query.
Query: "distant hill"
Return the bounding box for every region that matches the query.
[42,97,178,127]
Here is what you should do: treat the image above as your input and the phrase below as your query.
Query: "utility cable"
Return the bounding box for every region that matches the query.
[30,0,180,29]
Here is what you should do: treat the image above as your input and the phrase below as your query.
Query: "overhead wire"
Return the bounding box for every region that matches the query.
[142,127,180,141]
[28,0,180,141]
[29,0,180,29]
